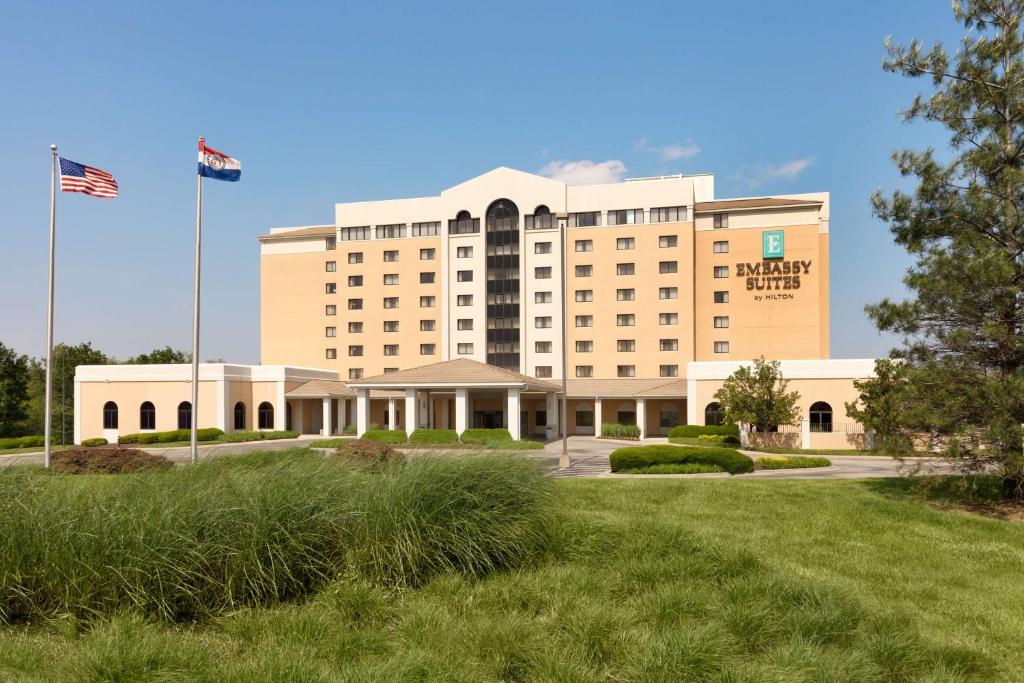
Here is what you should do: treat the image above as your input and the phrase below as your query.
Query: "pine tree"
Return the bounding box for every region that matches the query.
[871,1,1024,496]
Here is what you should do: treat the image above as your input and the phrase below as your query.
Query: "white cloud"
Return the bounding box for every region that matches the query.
[738,157,814,188]
[538,159,628,185]
[635,138,701,162]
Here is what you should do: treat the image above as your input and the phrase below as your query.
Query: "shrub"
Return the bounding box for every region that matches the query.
[81,438,108,448]
[196,428,225,441]
[460,428,513,445]
[334,440,404,471]
[610,445,753,475]
[343,424,357,435]
[116,433,139,444]
[362,430,408,444]
[0,436,46,449]
[409,429,459,445]
[119,428,224,445]
[668,424,739,439]
[51,447,173,475]
[627,462,725,474]
[218,430,263,443]
[600,423,641,440]
[260,430,299,440]
[138,433,161,445]
[757,456,831,470]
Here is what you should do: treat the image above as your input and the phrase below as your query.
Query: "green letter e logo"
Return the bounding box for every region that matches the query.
[763,230,784,259]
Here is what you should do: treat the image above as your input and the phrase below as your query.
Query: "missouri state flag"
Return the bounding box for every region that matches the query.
[197,138,241,181]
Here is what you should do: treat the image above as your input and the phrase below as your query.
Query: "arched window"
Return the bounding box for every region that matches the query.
[534,205,550,216]
[526,204,554,229]
[139,401,155,430]
[809,401,833,433]
[456,210,471,221]
[103,401,118,429]
[449,210,478,235]
[233,402,245,430]
[704,402,724,426]
[486,198,519,231]
[258,402,275,430]
[177,401,192,429]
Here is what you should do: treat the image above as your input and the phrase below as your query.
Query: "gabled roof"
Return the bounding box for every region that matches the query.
[258,226,336,242]
[285,379,354,398]
[347,358,561,393]
[694,197,821,213]
[565,378,687,399]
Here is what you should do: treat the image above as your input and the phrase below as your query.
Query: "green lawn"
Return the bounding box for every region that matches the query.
[1,473,1021,680]
[0,445,70,456]
[746,445,920,457]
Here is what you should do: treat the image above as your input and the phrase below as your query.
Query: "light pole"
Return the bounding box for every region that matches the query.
[557,212,570,468]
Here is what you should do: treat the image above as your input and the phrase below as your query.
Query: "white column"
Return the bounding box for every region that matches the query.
[216,379,227,432]
[440,398,450,431]
[387,397,396,431]
[405,388,417,435]
[275,381,287,431]
[455,388,468,435]
[546,391,557,439]
[801,418,811,449]
[356,389,369,436]
[294,399,304,435]
[73,379,82,445]
[686,378,697,425]
[594,398,603,436]
[636,398,647,440]
[322,398,332,437]
[507,388,521,440]
[337,398,348,433]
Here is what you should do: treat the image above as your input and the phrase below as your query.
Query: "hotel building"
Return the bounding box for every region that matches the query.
[76,167,874,447]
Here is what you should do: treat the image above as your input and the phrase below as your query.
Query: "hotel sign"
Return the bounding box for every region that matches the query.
[737,231,810,296]
[762,230,784,258]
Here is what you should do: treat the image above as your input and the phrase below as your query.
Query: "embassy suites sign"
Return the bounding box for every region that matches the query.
[735,230,811,299]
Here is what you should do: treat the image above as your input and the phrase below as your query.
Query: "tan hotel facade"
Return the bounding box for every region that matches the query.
[76,167,874,448]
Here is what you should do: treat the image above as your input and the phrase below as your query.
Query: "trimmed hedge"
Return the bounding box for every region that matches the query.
[600,423,641,440]
[460,428,513,445]
[667,424,739,439]
[51,447,172,475]
[757,456,831,470]
[362,429,408,444]
[119,428,224,445]
[610,445,753,475]
[698,434,741,445]
[81,438,108,448]
[0,436,46,449]
[409,429,459,445]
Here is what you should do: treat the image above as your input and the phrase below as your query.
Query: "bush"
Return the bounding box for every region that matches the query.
[81,438,108,447]
[668,424,739,439]
[600,423,641,440]
[0,436,45,449]
[138,433,161,445]
[119,428,225,445]
[260,430,299,440]
[362,430,408,444]
[51,447,172,475]
[460,428,513,445]
[627,462,725,475]
[334,440,404,471]
[343,424,357,435]
[217,430,264,443]
[409,429,459,445]
[757,456,831,470]
[610,445,753,475]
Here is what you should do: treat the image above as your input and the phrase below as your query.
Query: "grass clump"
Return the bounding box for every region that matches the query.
[758,455,832,470]
[362,429,408,444]
[611,445,753,474]
[334,439,404,471]
[668,424,739,439]
[51,447,172,474]
[409,428,458,445]
[600,423,641,440]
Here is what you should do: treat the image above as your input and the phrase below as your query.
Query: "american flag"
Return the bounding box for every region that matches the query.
[59,157,118,198]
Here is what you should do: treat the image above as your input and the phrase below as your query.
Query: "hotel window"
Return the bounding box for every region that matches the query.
[325,326,336,337]
[326,304,337,316]
[420,320,436,331]
[383,250,399,262]
[348,252,363,264]
[714,341,730,354]
[348,368,363,379]
[420,248,436,260]
[535,266,552,279]
[569,212,601,227]
[420,272,436,284]
[458,343,474,354]
[457,294,473,306]
[535,366,553,378]
[534,241,552,254]
[384,344,399,356]
[617,288,635,301]
[575,365,594,378]
[714,291,729,303]
[659,287,678,300]
[651,206,687,223]
[348,275,363,287]
[326,283,337,294]
[457,318,473,330]
[339,226,370,241]
[575,239,593,252]
[714,316,730,328]
[384,368,398,374]
[525,206,556,230]
[535,316,552,329]
[576,408,594,427]
[348,345,363,357]
[383,320,399,332]
[660,313,679,325]
[660,338,679,351]
[457,246,473,258]
[713,213,729,229]
[347,298,362,310]
[535,291,552,303]
[536,410,547,426]
[412,221,440,237]
[575,315,593,327]
[617,365,636,378]
[659,235,678,248]
[616,237,635,250]
[420,295,436,307]
[575,290,593,302]
[383,297,399,309]
[713,241,729,253]
[101,401,118,429]
[576,340,593,352]
[660,365,679,377]
[714,266,729,278]
[659,261,678,274]
[457,270,473,282]
[536,341,552,353]
[326,236,337,250]
[575,265,592,277]
[376,224,406,239]
[420,344,436,355]
[617,314,635,326]
[449,212,480,234]
[608,209,644,225]
[616,263,635,276]
[348,322,363,333]
[325,348,337,359]
[325,261,336,272]
[617,339,635,352]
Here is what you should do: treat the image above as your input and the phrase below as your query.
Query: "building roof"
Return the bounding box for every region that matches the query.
[565,378,687,399]
[347,358,561,393]
[694,197,821,213]
[285,379,354,398]
[257,226,336,242]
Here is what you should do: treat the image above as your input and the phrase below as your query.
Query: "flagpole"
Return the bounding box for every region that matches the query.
[190,138,204,465]
[43,145,58,468]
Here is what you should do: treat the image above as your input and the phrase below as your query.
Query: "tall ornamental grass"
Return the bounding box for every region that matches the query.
[0,449,553,623]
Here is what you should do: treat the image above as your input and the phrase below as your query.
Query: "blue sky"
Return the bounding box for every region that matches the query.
[0,1,963,362]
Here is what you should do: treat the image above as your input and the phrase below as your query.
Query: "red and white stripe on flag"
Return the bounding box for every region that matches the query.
[59,157,118,198]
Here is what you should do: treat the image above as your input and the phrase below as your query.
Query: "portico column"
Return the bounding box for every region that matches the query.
[636,398,647,440]
[337,398,348,433]
[546,392,557,439]
[356,389,369,436]
[294,400,304,434]
[594,398,603,436]
[507,388,521,440]
[387,397,396,431]
[801,418,811,449]
[405,388,416,435]
[455,388,468,435]
[275,381,287,431]
[321,397,331,437]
